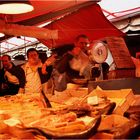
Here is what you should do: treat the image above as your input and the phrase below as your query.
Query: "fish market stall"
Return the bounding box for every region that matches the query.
[0,87,140,139]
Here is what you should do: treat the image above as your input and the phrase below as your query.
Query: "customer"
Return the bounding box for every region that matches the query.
[21,48,53,94]
[0,55,25,96]
[131,52,140,77]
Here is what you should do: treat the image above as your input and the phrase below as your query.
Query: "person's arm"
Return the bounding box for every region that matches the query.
[16,66,26,93]
[14,66,26,94]
[17,67,26,88]
[45,65,53,80]
[0,68,5,83]
[131,56,137,66]
[55,47,82,73]
[18,88,25,94]
[42,54,56,74]
[38,65,53,84]
[55,53,73,73]
[68,46,81,56]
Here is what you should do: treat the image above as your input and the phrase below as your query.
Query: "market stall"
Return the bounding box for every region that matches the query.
[0,1,140,139]
[0,87,140,139]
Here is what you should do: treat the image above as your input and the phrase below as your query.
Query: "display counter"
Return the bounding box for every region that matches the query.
[88,77,140,94]
[0,87,140,139]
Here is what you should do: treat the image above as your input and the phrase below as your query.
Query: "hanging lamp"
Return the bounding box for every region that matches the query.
[0,0,34,14]
[0,33,5,37]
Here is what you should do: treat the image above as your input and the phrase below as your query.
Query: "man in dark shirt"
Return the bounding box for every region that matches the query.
[56,34,101,79]
[53,34,101,91]
[55,34,90,78]
[0,55,26,96]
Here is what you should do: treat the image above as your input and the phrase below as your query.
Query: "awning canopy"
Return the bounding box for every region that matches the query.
[41,3,124,48]
[0,0,139,54]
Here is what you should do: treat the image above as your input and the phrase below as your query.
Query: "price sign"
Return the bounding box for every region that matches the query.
[106,37,135,69]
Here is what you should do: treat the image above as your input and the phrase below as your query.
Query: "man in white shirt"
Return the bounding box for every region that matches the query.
[21,48,53,94]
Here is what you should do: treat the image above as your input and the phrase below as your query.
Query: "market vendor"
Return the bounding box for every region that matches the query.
[53,34,101,91]
[0,55,25,96]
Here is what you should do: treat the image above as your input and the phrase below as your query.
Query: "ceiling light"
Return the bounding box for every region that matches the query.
[0,33,5,37]
[0,0,34,14]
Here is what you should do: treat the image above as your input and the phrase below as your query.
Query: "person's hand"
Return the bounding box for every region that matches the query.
[69,47,81,56]
[45,54,57,66]
[42,54,57,74]
[18,88,25,94]
[1,83,8,89]
[42,63,48,74]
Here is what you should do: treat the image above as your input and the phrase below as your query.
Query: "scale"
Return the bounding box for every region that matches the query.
[89,41,108,63]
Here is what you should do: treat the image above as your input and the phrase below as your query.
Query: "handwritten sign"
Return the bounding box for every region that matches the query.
[106,37,135,69]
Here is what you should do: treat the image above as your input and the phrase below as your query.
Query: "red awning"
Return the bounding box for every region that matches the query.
[41,3,125,48]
